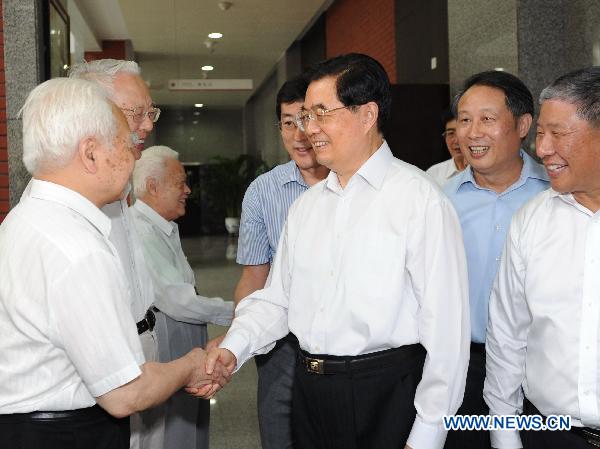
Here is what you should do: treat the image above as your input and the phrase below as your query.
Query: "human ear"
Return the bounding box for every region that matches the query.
[518,113,533,138]
[79,137,99,174]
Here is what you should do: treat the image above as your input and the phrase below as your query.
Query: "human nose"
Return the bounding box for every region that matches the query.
[138,113,154,133]
[184,183,191,195]
[535,131,554,159]
[293,122,306,140]
[466,120,484,140]
[304,114,321,135]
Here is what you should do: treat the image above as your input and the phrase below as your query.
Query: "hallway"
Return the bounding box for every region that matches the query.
[182,235,261,449]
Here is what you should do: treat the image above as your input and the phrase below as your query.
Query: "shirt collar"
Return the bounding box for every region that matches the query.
[133,199,176,236]
[29,179,112,237]
[549,189,600,217]
[278,160,308,188]
[452,149,548,194]
[325,140,393,193]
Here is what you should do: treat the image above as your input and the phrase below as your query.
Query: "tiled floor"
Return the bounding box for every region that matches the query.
[182,235,262,449]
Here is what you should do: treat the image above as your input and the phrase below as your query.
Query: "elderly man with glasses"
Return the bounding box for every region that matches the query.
[205,53,470,449]
[68,59,164,449]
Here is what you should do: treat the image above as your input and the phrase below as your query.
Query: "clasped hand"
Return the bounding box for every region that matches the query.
[184,346,237,399]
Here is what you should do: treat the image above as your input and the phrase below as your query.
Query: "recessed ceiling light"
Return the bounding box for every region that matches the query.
[201,65,214,71]
[194,103,204,108]
[208,32,223,39]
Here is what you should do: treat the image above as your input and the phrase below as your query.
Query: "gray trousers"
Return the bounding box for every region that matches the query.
[255,337,298,449]
[130,330,164,449]
[154,311,209,449]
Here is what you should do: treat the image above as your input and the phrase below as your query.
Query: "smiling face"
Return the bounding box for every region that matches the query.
[536,99,600,209]
[112,73,154,159]
[279,101,320,171]
[303,76,368,178]
[456,85,530,183]
[154,158,191,221]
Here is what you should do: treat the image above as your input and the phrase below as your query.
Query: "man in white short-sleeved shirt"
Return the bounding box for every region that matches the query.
[0,78,226,449]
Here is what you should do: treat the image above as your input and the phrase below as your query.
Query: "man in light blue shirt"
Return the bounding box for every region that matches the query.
[209,75,328,449]
[443,71,549,449]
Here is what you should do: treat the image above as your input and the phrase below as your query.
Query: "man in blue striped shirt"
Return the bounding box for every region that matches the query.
[220,75,328,449]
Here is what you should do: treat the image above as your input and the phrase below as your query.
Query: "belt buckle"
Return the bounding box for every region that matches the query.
[305,357,324,374]
[146,309,156,332]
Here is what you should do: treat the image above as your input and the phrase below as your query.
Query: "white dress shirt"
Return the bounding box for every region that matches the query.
[485,189,600,448]
[130,200,233,326]
[426,158,465,187]
[0,180,144,413]
[21,180,155,323]
[102,186,155,323]
[222,141,470,449]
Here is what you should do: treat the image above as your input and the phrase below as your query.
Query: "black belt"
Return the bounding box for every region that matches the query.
[0,405,105,422]
[524,398,600,447]
[470,342,485,354]
[136,308,156,335]
[299,344,425,375]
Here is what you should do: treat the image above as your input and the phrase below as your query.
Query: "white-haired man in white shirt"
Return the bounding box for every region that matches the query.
[68,59,163,449]
[0,78,226,449]
[130,145,234,449]
[485,66,600,449]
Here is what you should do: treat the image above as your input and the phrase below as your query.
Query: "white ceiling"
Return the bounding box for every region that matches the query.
[74,0,330,109]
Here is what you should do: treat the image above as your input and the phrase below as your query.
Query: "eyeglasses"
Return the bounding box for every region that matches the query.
[277,119,299,132]
[442,130,456,138]
[121,106,161,124]
[295,105,351,132]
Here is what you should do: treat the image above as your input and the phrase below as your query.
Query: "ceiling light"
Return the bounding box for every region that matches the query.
[195,103,204,108]
[218,1,233,11]
[208,32,223,39]
[202,65,214,71]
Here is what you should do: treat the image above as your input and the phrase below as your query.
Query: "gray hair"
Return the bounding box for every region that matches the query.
[20,78,116,174]
[133,145,180,198]
[539,66,600,128]
[69,59,140,99]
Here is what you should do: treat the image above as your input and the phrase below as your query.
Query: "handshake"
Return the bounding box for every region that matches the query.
[184,344,237,399]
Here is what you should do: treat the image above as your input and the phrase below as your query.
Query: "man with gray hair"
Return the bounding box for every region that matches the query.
[0,78,224,449]
[69,59,163,449]
[485,66,600,449]
[130,145,234,449]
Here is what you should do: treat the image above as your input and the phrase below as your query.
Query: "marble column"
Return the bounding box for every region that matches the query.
[3,0,44,206]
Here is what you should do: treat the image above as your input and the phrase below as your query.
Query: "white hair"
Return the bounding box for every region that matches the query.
[69,59,141,99]
[20,78,116,174]
[133,145,180,198]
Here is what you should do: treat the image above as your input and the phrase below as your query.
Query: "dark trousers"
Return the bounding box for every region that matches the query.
[292,346,426,449]
[444,344,491,449]
[255,335,298,449]
[0,405,129,449]
[521,399,597,449]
